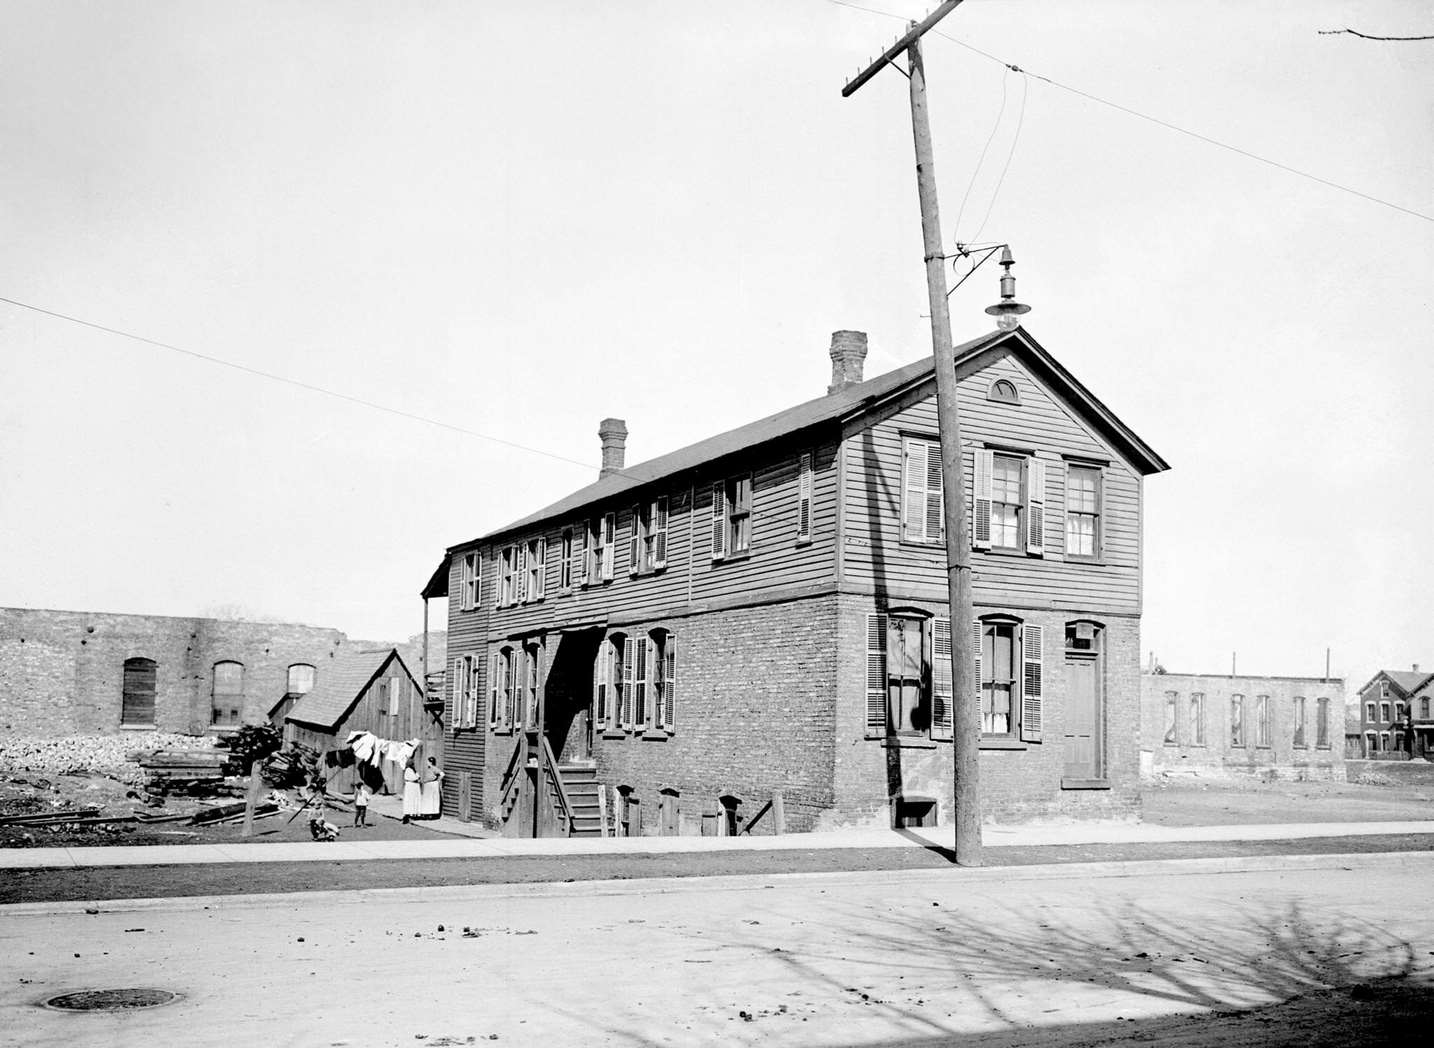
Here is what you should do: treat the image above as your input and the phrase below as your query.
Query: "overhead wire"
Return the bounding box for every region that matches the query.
[969,67,1026,244]
[952,63,1009,244]
[0,294,603,473]
[824,0,1434,224]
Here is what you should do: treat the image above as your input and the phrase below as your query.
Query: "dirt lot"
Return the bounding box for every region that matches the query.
[1142,775,1434,826]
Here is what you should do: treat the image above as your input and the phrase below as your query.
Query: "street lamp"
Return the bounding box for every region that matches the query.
[983,246,1031,331]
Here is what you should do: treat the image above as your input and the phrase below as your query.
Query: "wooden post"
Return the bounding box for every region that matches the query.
[240,760,264,838]
[844,4,979,866]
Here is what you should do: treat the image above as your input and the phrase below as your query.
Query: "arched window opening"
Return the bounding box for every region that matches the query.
[658,788,680,836]
[718,794,742,837]
[121,657,157,727]
[287,663,316,696]
[212,661,244,728]
[988,378,1020,404]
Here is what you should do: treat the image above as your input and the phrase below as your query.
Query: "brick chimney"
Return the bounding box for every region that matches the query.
[1416,663,1422,674]
[598,418,628,478]
[827,330,868,394]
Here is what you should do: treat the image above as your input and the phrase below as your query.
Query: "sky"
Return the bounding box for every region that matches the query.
[1,0,1430,688]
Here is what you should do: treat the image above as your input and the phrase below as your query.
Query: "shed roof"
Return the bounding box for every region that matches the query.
[446,325,1168,554]
[285,648,418,730]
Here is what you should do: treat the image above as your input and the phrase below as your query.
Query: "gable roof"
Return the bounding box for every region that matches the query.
[449,325,1169,553]
[1357,669,1434,698]
[285,648,417,730]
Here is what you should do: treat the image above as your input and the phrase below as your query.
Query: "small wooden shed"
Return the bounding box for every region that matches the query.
[284,648,441,795]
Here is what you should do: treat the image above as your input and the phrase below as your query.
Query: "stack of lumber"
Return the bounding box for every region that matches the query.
[132,748,234,786]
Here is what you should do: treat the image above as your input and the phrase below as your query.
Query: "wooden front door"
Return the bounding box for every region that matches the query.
[1062,654,1103,780]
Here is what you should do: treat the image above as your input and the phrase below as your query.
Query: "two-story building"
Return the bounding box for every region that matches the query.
[1355,666,1433,758]
[422,325,1168,835]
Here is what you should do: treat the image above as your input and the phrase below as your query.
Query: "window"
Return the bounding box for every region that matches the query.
[712,475,752,559]
[1316,697,1330,748]
[559,530,573,591]
[973,449,1045,555]
[1380,680,1389,698]
[1293,696,1307,748]
[1380,730,1391,752]
[285,664,315,699]
[650,629,676,732]
[988,378,1019,404]
[1065,465,1102,559]
[376,679,394,717]
[600,634,634,730]
[1255,694,1272,748]
[618,786,636,837]
[1395,701,1407,723]
[518,642,541,729]
[975,618,1043,741]
[658,788,680,836]
[210,661,244,727]
[901,437,943,544]
[1190,693,1206,746]
[1380,701,1392,723]
[1422,698,1431,720]
[591,512,615,581]
[1365,730,1378,754]
[1230,694,1245,747]
[796,452,813,543]
[865,614,954,740]
[1162,691,1179,745]
[498,545,516,606]
[523,538,545,601]
[629,499,669,574]
[121,657,157,727]
[460,551,480,610]
[453,655,477,728]
[489,647,515,731]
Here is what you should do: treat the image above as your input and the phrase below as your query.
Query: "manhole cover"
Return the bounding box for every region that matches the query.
[44,988,179,1011]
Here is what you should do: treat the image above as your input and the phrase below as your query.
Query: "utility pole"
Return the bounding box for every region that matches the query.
[844,1,980,866]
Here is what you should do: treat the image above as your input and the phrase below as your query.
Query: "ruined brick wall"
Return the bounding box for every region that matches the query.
[1141,672,1345,781]
[829,594,1143,828]
[0,607,348,736]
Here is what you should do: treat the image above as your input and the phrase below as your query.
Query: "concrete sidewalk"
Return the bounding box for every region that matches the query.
[3,818,1433,869]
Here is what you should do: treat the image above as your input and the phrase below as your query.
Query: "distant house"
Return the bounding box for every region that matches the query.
[284,648,440,794]
[1354,666,1433,759]
[423,325,1169,836]
[1140,672,1343,781]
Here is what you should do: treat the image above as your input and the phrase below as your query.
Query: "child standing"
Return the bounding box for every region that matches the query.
[352,780,371,828]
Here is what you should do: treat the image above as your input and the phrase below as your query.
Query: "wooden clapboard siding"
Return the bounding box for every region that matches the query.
[475,437,840,640]
[841,349,1143,614]
[443,551,488,818]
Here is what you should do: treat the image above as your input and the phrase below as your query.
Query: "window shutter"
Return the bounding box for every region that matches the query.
[487,654,499,728]
[628,504,642,575]
[634,637,648,727]
[797,452,813,540]
[473,553,481,608]
[535,538,547,599]
[1020,623,1043,742]
[576,525,589,587]
[866,613,888,735]
[602,513,615,580]
[902,441,925,541]
[1025,459,1045,556]
[932,617,953,740]
[973,449,993,550]
[594,643,609,729]
[653,497,668,568]
[925,443,944,542]
[663,636,676,731]
[514,543,527,604]
[620,638,635,728]
[972,620,983,712]
[453,657,463,726]
[710,482,727,560]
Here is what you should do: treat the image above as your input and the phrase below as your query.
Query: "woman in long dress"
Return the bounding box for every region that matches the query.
[420,756,444,820]
[401,760,422,824]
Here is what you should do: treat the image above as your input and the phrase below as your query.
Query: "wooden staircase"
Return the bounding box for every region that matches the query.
[558,764,606,838]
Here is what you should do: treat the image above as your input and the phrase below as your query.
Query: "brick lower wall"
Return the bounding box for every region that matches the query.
[0,607,349,735]
[829,595,1143,828]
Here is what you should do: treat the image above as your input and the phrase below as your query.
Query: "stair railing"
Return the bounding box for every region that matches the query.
[497,734,529,822]
[538,734,575,837]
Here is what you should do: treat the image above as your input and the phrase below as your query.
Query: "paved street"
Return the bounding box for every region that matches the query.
[4,851,1432,1047]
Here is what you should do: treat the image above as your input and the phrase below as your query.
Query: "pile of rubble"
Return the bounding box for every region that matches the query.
[0,732,218,788]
